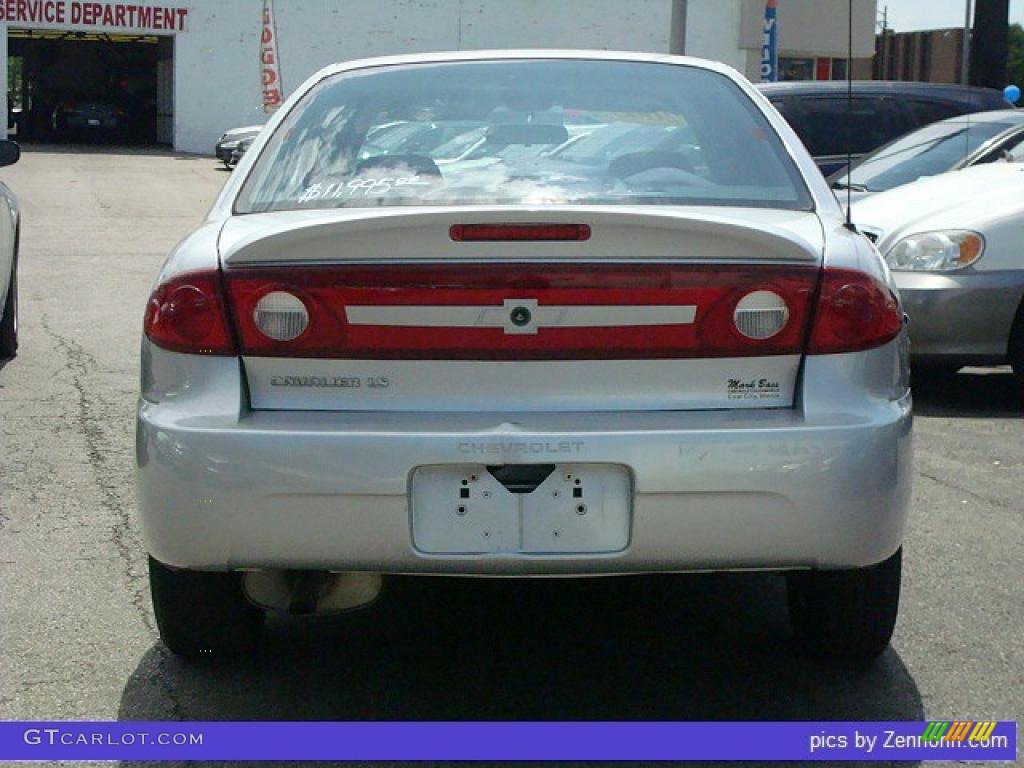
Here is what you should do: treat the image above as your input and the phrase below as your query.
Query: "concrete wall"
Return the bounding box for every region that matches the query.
[682,0,750,75]
[684,0,877,82]
[739,0,877,59]
[170,0,678,154]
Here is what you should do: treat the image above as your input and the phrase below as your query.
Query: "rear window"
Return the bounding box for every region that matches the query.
[235,59,811,213]
[904,99,963,128]
[796,96,900,156]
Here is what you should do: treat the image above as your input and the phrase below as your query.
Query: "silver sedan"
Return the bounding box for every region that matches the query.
[0,139,20,358]
[137,51,912,661]
[853,161,1024,383]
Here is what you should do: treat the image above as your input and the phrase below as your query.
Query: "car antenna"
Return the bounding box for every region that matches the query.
[844,0,857,232]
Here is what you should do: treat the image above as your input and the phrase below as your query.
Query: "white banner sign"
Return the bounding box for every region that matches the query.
[261,0,283,113]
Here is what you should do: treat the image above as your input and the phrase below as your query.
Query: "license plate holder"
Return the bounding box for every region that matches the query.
[410,464,631,555]
[87,118,101,126]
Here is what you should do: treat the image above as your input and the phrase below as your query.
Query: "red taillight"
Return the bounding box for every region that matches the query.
[807,267,902,355]
[223,264,819,360]
[144,270,236,355]
[450,224,591,242]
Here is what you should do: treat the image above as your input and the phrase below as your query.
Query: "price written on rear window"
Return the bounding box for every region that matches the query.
[298,176,433,203]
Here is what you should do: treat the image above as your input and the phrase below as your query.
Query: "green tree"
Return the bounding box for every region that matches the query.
[1009,23,1024,93]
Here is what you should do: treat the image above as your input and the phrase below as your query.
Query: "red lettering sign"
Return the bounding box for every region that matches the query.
[1,2,189,31]
[261,0,284,113]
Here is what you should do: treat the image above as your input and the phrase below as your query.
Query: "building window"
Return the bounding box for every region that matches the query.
[779,57,816,81]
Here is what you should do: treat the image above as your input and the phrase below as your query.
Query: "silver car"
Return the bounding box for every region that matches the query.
[0,139,21,358]
[137,51,912,661]
[853,161,1024,380]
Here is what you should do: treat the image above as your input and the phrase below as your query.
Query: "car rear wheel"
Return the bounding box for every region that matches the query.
[149,556,264,658]
[1009,302,1024,392]
[911,361,961,382]
[786,547,901,661]
[0,266,17,359]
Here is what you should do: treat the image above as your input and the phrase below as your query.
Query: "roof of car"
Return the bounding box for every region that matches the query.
[757,80,997,94]
[307,50,740,81]
[756,80,1007,103]
[933,108,1024,124]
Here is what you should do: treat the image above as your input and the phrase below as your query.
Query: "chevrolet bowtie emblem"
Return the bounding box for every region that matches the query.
[509,305,532,328]
[480,299,561,335]
[345,299,697,335]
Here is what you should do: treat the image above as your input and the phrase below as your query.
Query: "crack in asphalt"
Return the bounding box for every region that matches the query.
[39,314,148,623]
[916,469,1020,513]
[39,314,187,721]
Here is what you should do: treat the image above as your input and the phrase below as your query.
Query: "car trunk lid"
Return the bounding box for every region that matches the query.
[218,207,824,412]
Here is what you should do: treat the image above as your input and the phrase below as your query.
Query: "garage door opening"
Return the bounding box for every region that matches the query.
[7,29,172,146]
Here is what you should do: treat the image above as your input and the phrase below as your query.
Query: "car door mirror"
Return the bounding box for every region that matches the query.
[0,140,20,167]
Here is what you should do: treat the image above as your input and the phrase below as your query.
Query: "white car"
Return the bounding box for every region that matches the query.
[138,51,912,660]
[852,162,1024,382]
[215,124,264,169]
[0,140,21,358]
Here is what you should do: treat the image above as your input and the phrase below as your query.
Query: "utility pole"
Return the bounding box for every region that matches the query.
[877,6,889,80]
[961,0,972,85]
[969,0,1010,88]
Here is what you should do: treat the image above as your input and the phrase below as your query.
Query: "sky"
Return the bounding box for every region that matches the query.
[881,0,1024,32]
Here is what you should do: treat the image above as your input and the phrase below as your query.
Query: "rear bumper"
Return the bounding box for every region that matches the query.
[64,116,120,130]
[896,270,1024,363]
[137,338,912,575]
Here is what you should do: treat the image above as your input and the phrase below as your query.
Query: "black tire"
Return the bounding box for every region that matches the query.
[786,547,901,661]
[1009,302,1024,392]
[149,556,264,658]
[0,265,16,359]
[911,361,961,381]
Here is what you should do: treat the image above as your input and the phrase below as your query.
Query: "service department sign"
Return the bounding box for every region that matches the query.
[0,1,188,33]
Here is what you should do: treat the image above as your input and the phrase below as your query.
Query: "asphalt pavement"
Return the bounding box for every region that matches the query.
[0,147,1021,768]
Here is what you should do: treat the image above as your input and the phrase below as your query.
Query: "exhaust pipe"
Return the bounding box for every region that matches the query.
[243,571,383,615]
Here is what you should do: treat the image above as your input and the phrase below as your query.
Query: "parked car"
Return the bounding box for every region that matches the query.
[757,81,1010,175]
[215,124,263,169]
[229,135,256,167]
[139,51,911,661]
[358,120,484,161]
[51,98,127,141]
[433,121,598,168]
[852,162,1024,381]
[0,140,21,358]
[831,110,1024,201]
[7,101,23,137]
[539,120,703,174]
